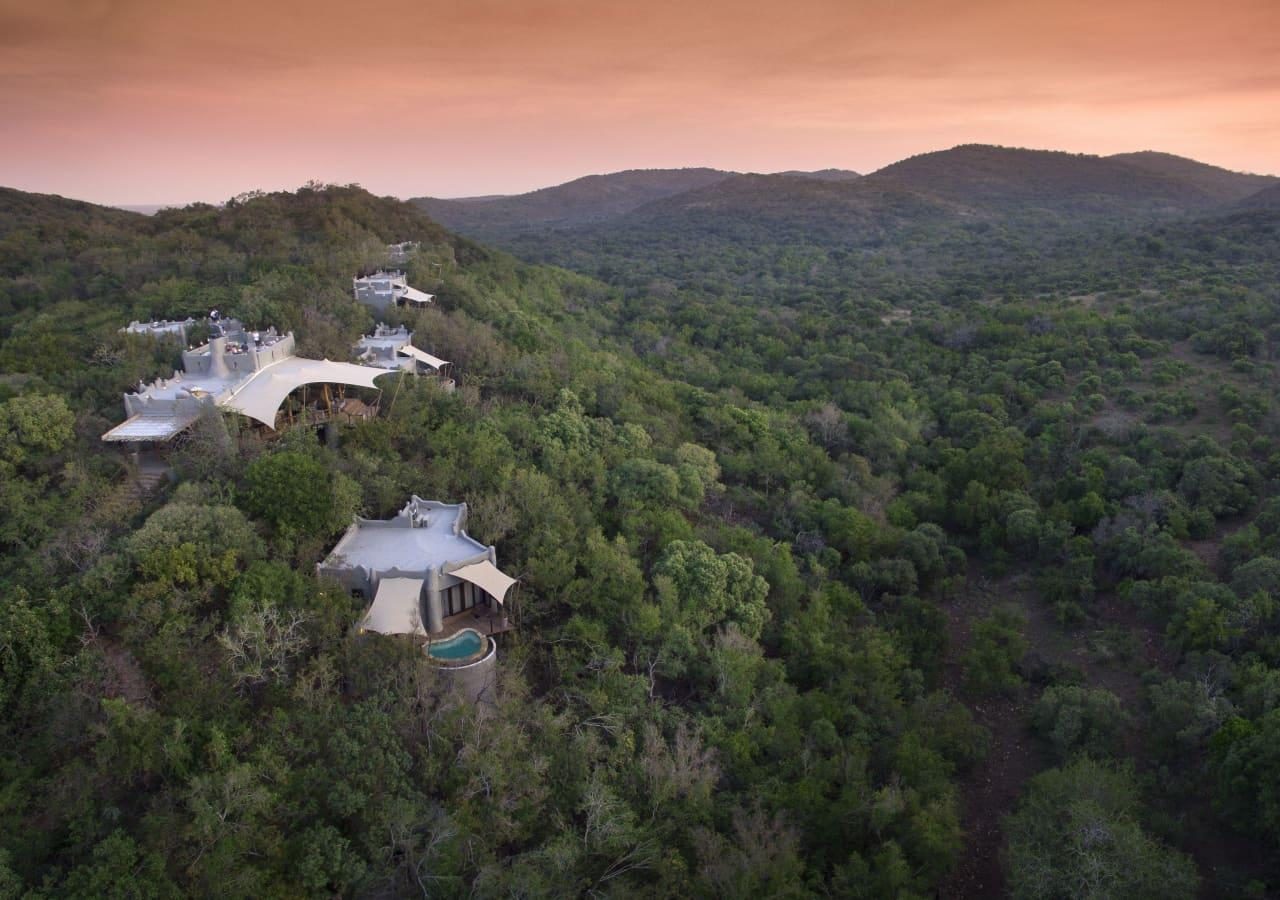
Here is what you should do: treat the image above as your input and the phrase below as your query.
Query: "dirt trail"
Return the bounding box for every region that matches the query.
[937,569,1169,899]
[936,572,1044,899]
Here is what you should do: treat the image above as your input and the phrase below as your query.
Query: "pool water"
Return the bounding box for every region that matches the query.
[427,629,485,661]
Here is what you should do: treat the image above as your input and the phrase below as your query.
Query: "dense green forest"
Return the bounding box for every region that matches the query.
[2,164,1280,898]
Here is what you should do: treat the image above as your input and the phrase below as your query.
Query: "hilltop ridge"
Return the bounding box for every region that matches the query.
[416,145,1276,257]
[862,144,1264,215]
[414,167,735,235]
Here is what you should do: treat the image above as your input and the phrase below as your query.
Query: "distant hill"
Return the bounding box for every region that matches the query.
[1236,183,1280,209]
[413,168,736,236]
[0,188,146,269]
[420,146,1273,254]
[114,204,172,215]
[0,187,143,229]
[1107,151,1276,204]
[525,144,1255,247]
[861,144,1247,216]
[409,144,1280,298]
[618,172,951,238]
[771,169,862,182]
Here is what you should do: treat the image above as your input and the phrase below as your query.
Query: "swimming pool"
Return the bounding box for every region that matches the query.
[426,628,486,662]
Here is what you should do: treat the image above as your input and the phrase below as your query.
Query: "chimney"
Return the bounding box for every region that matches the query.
[208,335,231,379]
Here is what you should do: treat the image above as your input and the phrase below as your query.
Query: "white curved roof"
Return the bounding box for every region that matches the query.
[224,357,393,428]
[401,286,435,305]
[398,345,449,371]
[323,499,488,574]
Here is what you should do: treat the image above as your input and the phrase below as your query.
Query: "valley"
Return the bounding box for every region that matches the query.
[2,146,1280,896]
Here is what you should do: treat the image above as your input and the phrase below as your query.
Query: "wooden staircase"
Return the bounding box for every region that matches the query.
[125,454,170,501]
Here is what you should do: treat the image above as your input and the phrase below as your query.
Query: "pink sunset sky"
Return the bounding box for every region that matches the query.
[1,0,1277,205]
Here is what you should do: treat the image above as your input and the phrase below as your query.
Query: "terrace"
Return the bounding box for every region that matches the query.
[102,320,394,445]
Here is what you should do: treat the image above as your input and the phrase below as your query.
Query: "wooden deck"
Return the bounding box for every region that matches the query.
[437,607,512,638]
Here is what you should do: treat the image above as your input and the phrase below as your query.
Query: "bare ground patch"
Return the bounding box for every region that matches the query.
[938,568,1176,898]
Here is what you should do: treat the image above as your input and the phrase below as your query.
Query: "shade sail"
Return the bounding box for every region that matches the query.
[397,345,449,371]
[400,286,435,305]
[450,561,517,605]
[102,410,201,442]
[362,577,428,636]
[224,357,392,428]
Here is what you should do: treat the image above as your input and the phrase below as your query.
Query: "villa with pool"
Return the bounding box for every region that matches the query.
[317,496,516,698]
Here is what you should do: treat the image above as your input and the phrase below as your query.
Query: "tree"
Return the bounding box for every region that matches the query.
[653,540,770,640]
[608,458,681,511]
[290,825,367,895]
[128,486,262,591]
[241,450,360,537]
[693,805,807,899]
[1146,676,1232,761]
[1210,710,1280,844]
[963,606,1027,696]
[57,831,180,900]
[673,442,722,504]
[0,590,59,717]
[1177,455,1253,517]
[1031,684,1128,761]
[1006,508,1041,559]
[0,393,74,467]
[1005,758,1198,899]
[218,601,312,690]
[1231,556,1280,600]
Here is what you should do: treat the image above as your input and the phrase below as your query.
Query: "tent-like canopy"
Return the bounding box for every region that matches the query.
[362,577,428,636]
[102,410,201,443]
[400,286,436,306]
[224,357,392,428]
[397,345,449,372]
[450,561,517,605]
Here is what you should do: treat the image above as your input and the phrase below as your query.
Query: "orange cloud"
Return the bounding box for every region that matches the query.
[0,0,1276,203]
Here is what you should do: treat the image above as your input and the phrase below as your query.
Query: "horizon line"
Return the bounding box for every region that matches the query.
[12,142,1277,211]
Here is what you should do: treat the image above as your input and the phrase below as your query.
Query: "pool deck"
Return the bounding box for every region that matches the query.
[437,607,512,639]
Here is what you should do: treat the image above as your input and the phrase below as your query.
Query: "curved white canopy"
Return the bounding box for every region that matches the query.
[224,357,392,428]
[400,286,435,306]
[450,561,517,605]
[362,577,427,636]
[398,345,449,371]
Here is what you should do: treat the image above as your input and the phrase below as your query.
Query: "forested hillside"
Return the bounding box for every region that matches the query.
[415,168,736,238]
[772,169,863,183]
[1239,183,1280,210]
[426,148,1280,897]
[415,168,868,241]
[1106,151,1277,203]
[2,173,1280,898]
[865,145,1272,214]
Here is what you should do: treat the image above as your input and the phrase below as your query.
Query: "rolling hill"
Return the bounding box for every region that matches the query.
[456,145,1280,307]
[0,186,143,232]
[1107,151,1276,204]
[1237,182,1280,209]
[413,167,735,236]
[413,145,1278,305]
[771,168,862,182]
[418,146,1275,266]
[861,144,1261,216]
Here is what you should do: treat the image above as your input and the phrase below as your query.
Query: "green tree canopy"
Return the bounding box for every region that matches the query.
[241,450,360,536]
[1005,758,1198,900]
[0,393,74,467]
[653,540,770,640]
